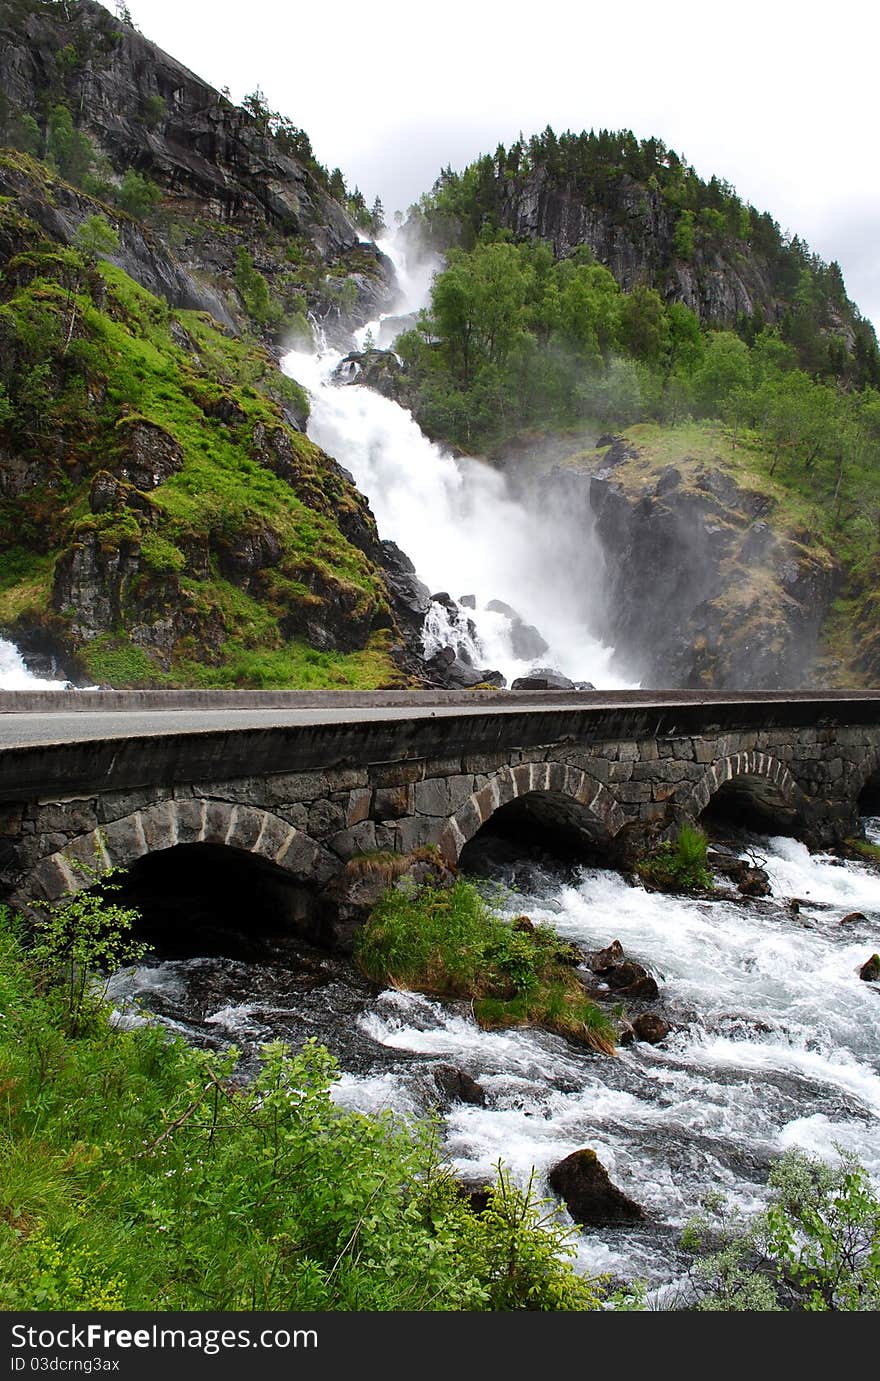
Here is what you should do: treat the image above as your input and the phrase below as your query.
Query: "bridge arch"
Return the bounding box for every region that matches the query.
[437,760,626,866]
[855,746,880,816]
[681,750,806,834]
[28,798,340,905]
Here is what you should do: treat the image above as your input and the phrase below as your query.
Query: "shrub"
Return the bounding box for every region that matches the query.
[638,824,713,894]
[0,903,608,1311]
[678,1149,880,1311]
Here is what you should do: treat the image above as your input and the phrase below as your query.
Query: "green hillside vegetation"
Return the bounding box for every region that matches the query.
[0,903,607,1311]
[411,128,879,387]
[0,155,402,687]
[394,225,880,679]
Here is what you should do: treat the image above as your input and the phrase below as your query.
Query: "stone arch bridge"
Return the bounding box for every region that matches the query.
[1,688,879,945]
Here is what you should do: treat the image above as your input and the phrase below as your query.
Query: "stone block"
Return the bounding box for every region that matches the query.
[308,798,347,838]
[274,802,309,831]
[139,801,178,853]
[368,760,425,786]
[102,814,147,867]
[221,805,264,853]
[324,766,369,792]
[372,785,412,821]
[614,781,653,804]
[414,775,474,817]
[175,800,207,844]
[672,740,695,760]
[396,815,441,853]
[328,821,377,860]
[254,813,296,863]
[192,778,266,806]
[265,772,327,805]
[462,750,508,775]
[202,800,232,845]
[608,761,633,783]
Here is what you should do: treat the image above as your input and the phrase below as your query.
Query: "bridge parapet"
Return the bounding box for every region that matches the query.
[1,694,879,942]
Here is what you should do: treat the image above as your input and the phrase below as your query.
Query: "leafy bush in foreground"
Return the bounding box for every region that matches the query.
[678,1150,880,1311]
[0,904,605,1310]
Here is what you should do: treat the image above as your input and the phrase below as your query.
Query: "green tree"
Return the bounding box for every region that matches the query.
[117,168,161,220]
[47,104,94,186]
[694,330,752,413]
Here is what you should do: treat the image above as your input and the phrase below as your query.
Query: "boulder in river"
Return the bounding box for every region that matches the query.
[511,667,575,691]
[859,954,880,982]
[590,940,625,972]
[588,942,660,999]
[840,911,867,925]
[631,1013,672,1044]
[432,1064,487,1108]
[548,1149,646,1226]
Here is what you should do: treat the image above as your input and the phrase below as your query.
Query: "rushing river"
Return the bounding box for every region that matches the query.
[109,829,880,1287]
[3,232,878,1291]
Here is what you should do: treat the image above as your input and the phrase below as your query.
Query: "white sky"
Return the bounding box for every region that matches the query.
[112,0,880,334]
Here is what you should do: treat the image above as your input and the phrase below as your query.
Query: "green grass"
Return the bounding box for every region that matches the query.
[355,880,617,1053]
[0,164,400,689]
[638,824,714,894]
[0,903,607,1312]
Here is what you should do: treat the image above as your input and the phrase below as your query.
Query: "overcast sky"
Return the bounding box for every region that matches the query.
[111,0,880,334]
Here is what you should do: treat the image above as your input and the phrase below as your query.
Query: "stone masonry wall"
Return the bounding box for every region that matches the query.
[2,722,879,923]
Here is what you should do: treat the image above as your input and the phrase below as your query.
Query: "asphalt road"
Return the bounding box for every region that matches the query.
[0,689,879,749]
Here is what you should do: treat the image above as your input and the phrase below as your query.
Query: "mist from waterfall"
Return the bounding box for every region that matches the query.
[283,234,633,689]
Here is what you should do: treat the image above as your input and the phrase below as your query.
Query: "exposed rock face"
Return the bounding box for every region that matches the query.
[491,166,856,340]
[0,0,356,254]
[0,0,393,338]
[548,1149,646,1226]
[527,435,839,690]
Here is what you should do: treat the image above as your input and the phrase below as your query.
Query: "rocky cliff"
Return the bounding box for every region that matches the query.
[508,428,841,690]
[0,0,393,340]
[0,150,419,688]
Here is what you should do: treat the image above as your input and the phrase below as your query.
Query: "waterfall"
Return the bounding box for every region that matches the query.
[283,235,632,689]
[0,637,69,691]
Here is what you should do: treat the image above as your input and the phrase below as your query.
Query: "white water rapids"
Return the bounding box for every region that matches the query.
[110,829,880,1288]
[282,235,629,689]
[0,637,68,690]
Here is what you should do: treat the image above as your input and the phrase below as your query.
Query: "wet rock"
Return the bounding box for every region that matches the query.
[840,911,867,924]
[477,670,507,688]
[737,867,772,898]
[588,942,659,1000]
[459,594,477,609]
[511,915,535,933]
[457,1183,491,1215]
[432,1064,487,1108]
[631,1013,672,1044]
[859,954,880,982]
[548,1149,646,1226]
[590,940,625,972]
[709,852,772,897]
[511,667,575,691]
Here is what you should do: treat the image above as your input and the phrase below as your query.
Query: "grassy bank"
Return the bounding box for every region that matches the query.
[354,879,618,1053]
[0,902,606,1311]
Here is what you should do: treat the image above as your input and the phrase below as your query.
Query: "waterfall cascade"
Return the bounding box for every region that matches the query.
[283,235,633,690]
